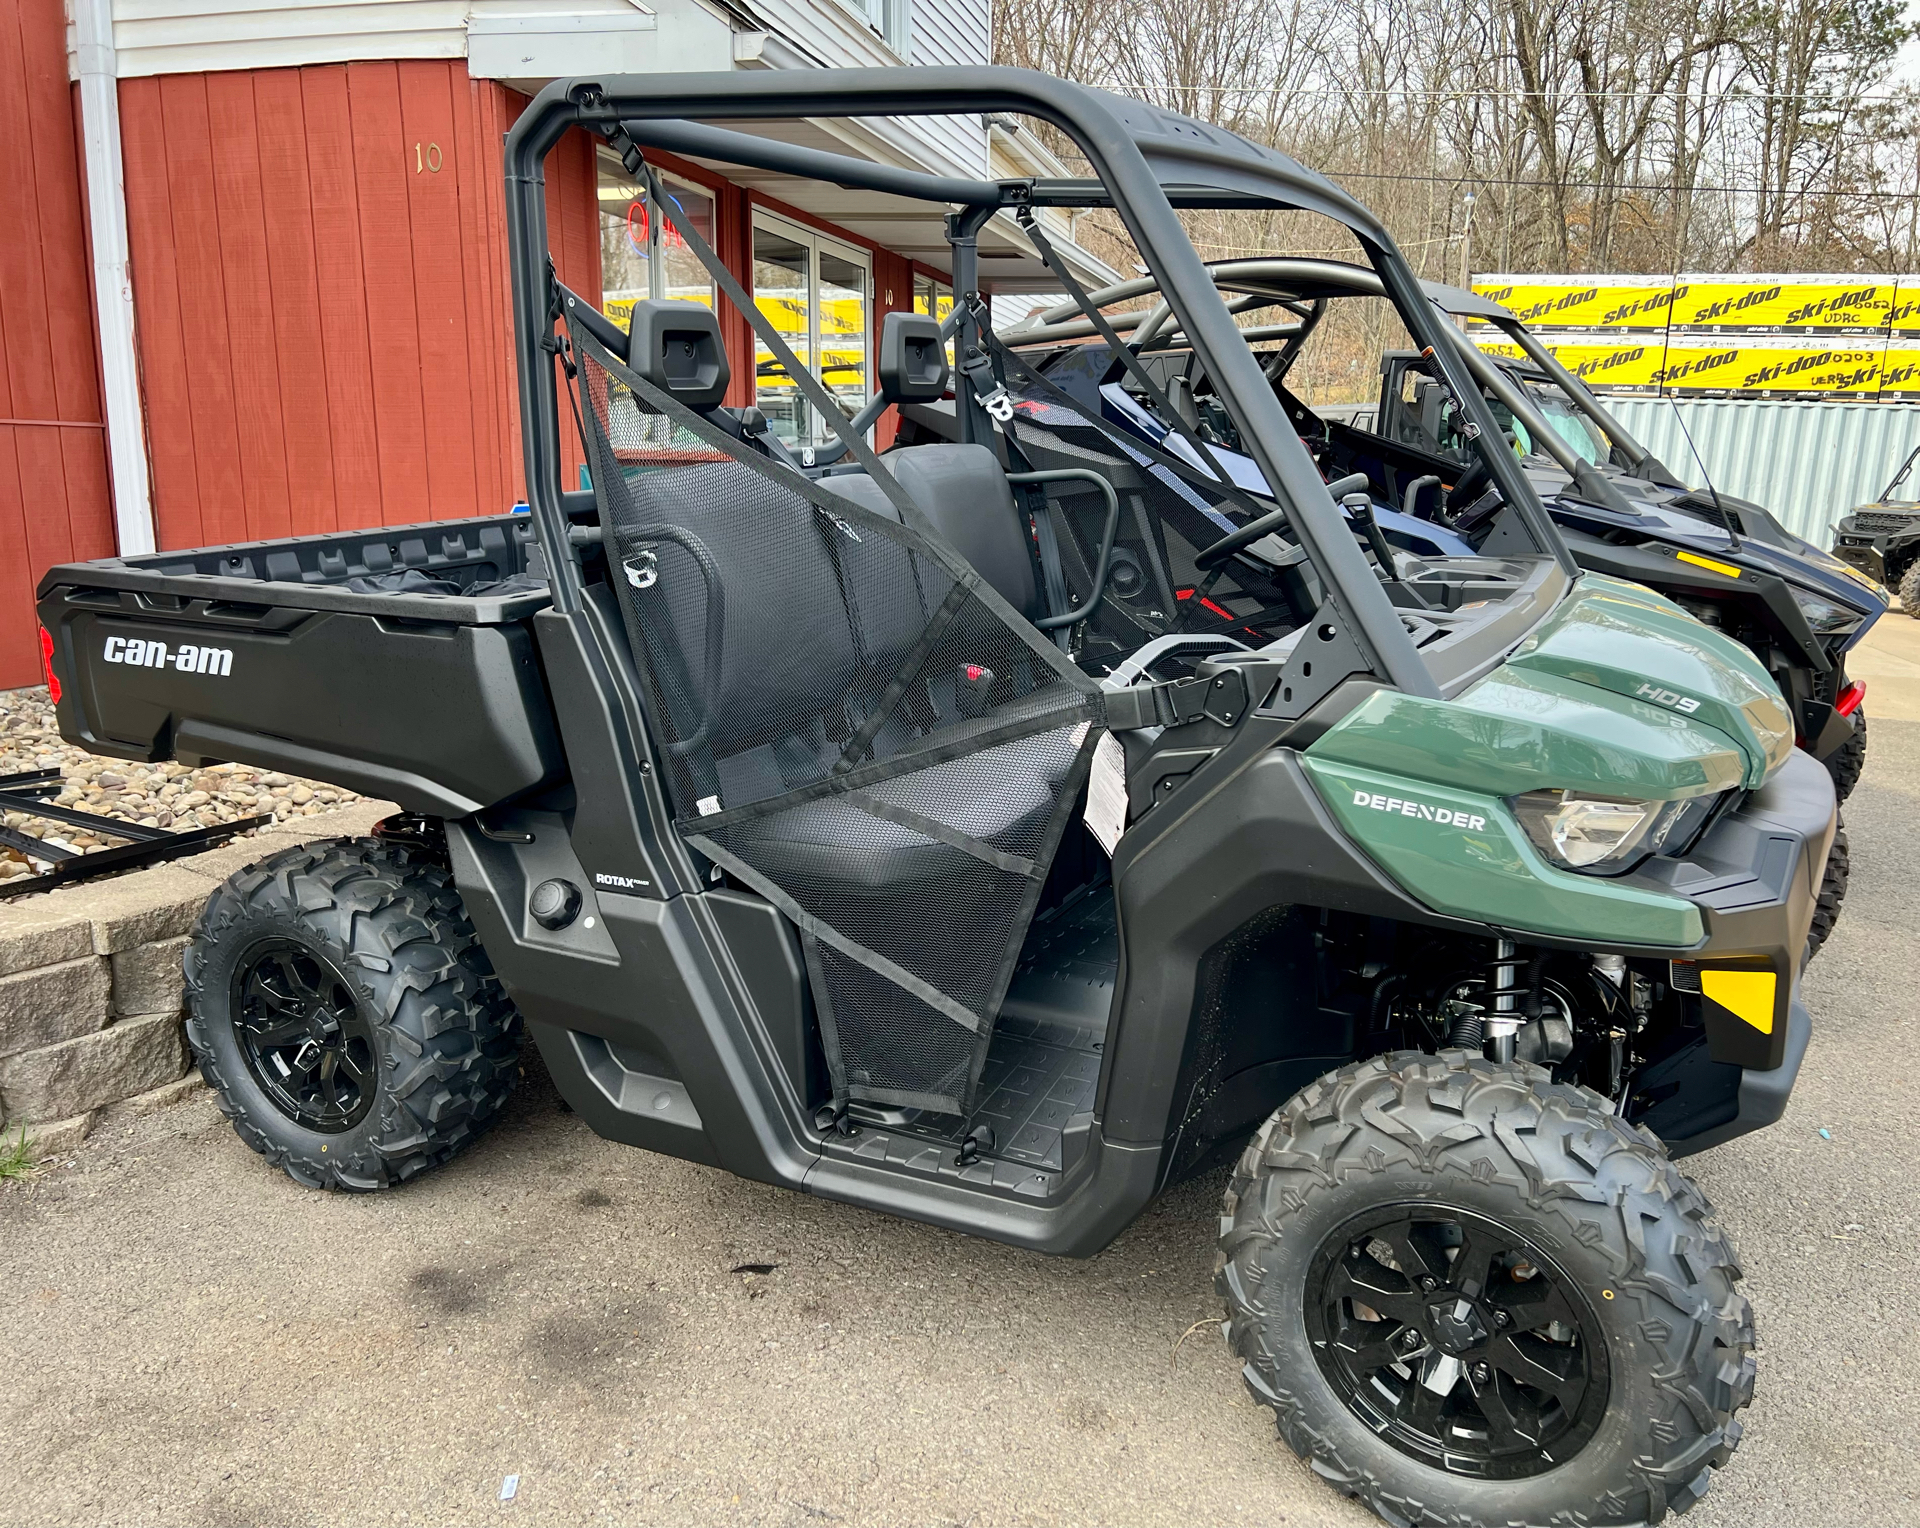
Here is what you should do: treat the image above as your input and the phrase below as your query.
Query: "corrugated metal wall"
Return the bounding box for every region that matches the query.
[1611,397,1920,547]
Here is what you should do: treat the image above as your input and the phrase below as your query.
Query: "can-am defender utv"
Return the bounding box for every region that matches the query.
[37,71,1831,1528]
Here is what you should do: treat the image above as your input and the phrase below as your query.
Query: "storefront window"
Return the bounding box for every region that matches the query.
[597,148,716,332]
[913,272,953,326]
[751,211,871,446]
[914,271,955,366]
[819,249,868,420]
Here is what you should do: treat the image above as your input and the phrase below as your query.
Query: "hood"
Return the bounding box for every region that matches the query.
[1306,574,1796,811]
[1527,463,1888,628]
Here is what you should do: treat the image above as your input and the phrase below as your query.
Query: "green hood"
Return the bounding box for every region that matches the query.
[1297,574,1797,946]
[1497,574,1794,788]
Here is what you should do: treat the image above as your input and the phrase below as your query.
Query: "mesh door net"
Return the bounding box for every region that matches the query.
[571,320,1102,1116]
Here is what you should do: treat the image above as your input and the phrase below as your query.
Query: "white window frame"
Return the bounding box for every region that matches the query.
[751,207,873,440]
[599,160,718,309]
[836,0,912,55]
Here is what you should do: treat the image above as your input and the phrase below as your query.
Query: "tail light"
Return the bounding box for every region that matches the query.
[37,625,61,704]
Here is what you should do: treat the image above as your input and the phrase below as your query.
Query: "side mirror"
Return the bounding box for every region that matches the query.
[877,312,948,403]
[627,300,730,411]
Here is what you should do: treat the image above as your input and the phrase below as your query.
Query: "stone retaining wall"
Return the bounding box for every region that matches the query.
[0,800,394,1155]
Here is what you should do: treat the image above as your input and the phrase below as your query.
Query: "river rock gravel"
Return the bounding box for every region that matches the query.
[0,686,362,881]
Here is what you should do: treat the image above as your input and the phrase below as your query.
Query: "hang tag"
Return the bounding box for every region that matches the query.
[1083,732,1128,856]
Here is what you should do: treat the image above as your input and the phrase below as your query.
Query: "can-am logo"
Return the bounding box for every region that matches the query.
[1352,790,1487,831]
[102,636,232,676]
[1637,682,1701,713]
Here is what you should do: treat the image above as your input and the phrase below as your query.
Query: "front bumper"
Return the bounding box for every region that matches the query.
[1620,747,1834,1152]
[1831,540,1888,583]
[1623,746,1835,1066]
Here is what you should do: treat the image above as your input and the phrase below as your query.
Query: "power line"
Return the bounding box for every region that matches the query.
[1331,167,1920,200]
[1072,82,1916,103]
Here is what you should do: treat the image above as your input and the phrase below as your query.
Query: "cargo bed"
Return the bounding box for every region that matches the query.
[37,514,565,817]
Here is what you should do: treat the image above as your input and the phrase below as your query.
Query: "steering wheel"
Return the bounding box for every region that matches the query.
[1445,457,1490,513]
[1195,472,1368,570]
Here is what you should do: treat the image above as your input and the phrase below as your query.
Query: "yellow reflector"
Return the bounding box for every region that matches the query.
[1675,550,1743,579]
[1700,968,1776,1033]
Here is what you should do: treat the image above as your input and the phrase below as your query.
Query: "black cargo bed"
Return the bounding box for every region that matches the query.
[38,513,565,818]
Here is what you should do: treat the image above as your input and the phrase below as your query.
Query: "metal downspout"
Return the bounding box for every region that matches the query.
[70,0,155,557]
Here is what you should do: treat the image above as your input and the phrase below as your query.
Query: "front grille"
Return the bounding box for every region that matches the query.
[1852,510,1920,533]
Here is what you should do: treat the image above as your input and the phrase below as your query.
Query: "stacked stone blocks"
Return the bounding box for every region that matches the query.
[0,802,393,1155]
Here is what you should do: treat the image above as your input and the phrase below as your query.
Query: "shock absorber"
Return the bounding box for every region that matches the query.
[1487,938,1519,1062]
[1441,943,1543,1056]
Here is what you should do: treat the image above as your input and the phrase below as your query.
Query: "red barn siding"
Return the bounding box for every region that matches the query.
[0,0,118,687]
[120,62,600,551]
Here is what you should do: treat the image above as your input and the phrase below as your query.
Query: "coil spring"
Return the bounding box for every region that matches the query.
[1444,948,1545,1050]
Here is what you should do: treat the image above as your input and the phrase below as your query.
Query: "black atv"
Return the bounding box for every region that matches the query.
[38,72,1833,1528]
[1832,443,1920,616]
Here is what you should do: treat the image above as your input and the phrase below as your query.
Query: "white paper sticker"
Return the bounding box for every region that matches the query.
[1083,732,1128,856]
[696,795,722,816]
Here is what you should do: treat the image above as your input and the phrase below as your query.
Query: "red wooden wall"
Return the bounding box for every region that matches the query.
[0,0,118,688]
[118,62,601,551]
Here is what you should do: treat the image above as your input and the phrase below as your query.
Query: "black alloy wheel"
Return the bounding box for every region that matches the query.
[231,939,377,1132]
[187,837,521,1191]
[1304,1203,1609,1479]
[1220,1053,1752,1525]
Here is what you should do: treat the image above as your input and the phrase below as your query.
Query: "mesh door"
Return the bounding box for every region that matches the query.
[574,332,1100,1115]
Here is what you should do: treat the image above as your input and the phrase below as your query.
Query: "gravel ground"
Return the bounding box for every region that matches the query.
[0,731,1914,1526]
[0,686,360,880]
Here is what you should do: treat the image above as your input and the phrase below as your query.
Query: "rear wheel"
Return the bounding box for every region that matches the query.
[184,836,520,1191]
[1900,560,1920,616]
[1217,1051,1752,1526]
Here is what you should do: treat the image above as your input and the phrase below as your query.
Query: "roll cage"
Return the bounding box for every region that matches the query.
[504,68,1580,703]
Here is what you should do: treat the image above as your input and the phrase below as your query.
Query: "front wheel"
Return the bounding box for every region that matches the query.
[1217,1051,1753,1526]
[1806,813,1849,962]
[1823,707,1866,804]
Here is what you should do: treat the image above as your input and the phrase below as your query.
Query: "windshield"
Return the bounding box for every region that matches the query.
[1417,368,1607,468]
[1522,386,1609,466]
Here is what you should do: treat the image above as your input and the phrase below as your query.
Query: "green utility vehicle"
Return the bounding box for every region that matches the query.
[39,71,1830,1528]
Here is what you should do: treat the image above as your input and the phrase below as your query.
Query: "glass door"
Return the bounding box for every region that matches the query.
[752,222,815,444]
[751,210,872,446]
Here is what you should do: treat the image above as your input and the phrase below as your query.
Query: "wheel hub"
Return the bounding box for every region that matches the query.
[1305,1205,1610,1479]
[1425,1294,1491,1355]
[230,939,377,1133]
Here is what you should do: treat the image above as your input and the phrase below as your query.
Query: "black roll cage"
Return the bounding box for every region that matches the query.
[505,67,1580,699]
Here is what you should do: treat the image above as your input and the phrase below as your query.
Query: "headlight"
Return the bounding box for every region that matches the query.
[1790,587,1863,635]
[1509,789,1715,872]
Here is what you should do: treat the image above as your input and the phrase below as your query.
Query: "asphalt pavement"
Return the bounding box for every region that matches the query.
[4,664,1918,1527]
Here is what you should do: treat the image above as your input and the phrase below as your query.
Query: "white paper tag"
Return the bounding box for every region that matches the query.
[1083,732,1128,856]
[696,795,722,816]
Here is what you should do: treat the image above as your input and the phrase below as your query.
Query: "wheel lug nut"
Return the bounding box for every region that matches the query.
[1419,1276,1438,1292]
[1471,1362,1491,1384]
[1494,1309,1511,1328]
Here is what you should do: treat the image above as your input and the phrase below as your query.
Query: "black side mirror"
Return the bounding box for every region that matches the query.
[878,312,948,403]
[627,299,730,411]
